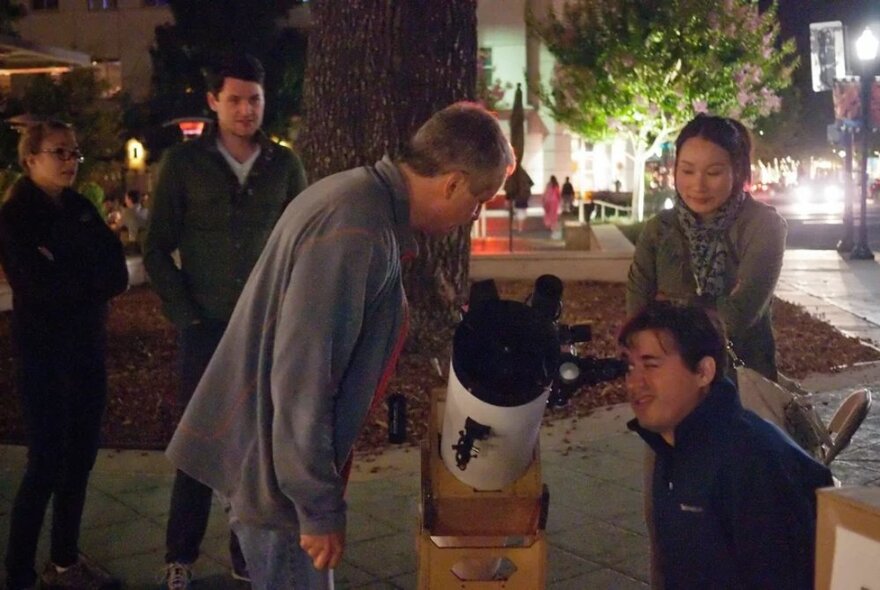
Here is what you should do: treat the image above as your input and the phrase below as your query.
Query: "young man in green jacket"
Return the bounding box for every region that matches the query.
[143,53,307,590]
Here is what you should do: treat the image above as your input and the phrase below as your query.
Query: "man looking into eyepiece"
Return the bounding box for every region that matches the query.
[621,301,832,589]
[165,102,514,589]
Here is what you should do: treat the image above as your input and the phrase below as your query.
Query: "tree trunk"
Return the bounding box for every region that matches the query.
[631,145,648,222]
[300,1,477,348]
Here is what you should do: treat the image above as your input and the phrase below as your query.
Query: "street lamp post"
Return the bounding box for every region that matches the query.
[850,26,878,260]
[837,127,855,253]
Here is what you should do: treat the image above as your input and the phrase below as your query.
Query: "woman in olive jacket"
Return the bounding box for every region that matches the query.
[626,115,786,381]
[0,120,128,590]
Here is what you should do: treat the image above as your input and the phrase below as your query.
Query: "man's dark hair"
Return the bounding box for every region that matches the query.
[400,102,514,196]
[675,114,753,192]
[619,301,727,383]
[125,189,141,205]
[205,53,265,95]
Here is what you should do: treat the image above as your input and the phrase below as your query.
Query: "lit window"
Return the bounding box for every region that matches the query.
[88,0,118,10]
[31,0,59,10]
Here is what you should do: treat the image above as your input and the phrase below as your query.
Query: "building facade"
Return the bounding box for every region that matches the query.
[15,0,175,101]
[14,0,311,102]
[477,0,634,197]
[11,0,626,195]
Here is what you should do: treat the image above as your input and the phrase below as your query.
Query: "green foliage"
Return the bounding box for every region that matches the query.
[0,69,124,190]
[147,0,308,140]
[477,76,513,112]
[531,0,796,143]
[0,121,19,170]
[0,169,20,204]
[78,181,105,214]
[0,0,26,167]
[19,70,121,173]
[529,0,797,219]
[476,50,513,111]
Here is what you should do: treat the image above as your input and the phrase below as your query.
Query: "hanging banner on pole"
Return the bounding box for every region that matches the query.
[873,80,880,129]
[811,21,847,92]
[833,77,880,129]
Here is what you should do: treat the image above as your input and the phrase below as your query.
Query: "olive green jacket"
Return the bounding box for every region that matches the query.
[626,195,787,380]
[144,128,307,328]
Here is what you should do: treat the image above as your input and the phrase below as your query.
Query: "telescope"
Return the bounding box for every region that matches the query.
[417,274,627,587]
[442,274,626,489]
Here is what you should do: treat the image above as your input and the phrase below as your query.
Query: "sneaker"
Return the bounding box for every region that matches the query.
[230,565,250,583]
[39,556,121,589]
[162,562,192,590]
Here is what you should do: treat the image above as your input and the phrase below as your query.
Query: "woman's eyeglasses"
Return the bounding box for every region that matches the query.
[38,148,84,163]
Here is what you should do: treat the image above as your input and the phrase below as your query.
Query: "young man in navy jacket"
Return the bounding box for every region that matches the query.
[622,301,833,589]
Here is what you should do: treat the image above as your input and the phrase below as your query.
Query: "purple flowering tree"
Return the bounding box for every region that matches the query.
[530,0,796,220]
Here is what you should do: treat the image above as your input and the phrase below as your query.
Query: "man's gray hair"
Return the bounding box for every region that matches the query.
[401,102,514,194]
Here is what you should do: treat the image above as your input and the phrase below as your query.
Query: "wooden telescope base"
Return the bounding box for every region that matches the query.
[417,389,548,589]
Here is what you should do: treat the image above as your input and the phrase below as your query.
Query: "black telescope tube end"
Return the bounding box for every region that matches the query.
[468,279,499,307]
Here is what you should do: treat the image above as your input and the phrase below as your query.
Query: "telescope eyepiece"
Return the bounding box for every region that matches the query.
[530,274,563,321]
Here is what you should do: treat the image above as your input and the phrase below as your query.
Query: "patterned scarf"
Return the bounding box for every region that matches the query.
[675,191,745,297]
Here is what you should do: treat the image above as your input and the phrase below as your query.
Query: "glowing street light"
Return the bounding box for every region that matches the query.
[855,26,878,62]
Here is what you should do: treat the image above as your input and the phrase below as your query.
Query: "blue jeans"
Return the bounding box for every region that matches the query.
[230,521,334,590]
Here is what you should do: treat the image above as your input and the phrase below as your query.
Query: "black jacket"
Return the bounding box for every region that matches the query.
[629,379,833,589]
[0,176,128,343]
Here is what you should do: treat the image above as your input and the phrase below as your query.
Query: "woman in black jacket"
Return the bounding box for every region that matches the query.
[0,120,128,590]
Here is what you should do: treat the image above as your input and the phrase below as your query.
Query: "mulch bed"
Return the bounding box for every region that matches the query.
[1,283,878,454]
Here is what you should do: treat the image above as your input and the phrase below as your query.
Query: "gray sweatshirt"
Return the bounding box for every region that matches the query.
[166,157,414,534]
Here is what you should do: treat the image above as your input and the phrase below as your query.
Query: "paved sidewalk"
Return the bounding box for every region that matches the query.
[1,248,879,588]
[0,407,649,589]
[777,249,880,346]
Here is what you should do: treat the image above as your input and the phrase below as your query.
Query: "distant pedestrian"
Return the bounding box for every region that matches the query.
[144,53,307,590]
[542,174,561,238]
[103,194,122,228]
[561,176,575,213]
[510,168,533,232]
[118,189,150,251]
[0,120,128,590]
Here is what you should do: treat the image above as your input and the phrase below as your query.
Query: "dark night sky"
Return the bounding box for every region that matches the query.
[769,1,880,153]
[776,0,880,67]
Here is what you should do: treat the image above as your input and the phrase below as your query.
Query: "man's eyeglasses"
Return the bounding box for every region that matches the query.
[38,148,84,163]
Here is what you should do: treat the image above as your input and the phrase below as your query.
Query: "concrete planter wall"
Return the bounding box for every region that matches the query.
[0,226,636,312]
[470,224,634,283]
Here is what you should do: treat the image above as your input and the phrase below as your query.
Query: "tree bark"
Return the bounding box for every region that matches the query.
[300,1,477,347]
